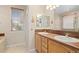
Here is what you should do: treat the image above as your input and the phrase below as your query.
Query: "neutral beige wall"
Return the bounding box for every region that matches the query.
[27,5,52,51]
[0,6,10,33]
[27,5,43,50]
[53,14,62,30]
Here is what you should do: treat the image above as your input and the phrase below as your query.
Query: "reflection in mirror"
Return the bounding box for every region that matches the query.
[36,15,50,28]
[76,13,79,32]
[54,5,79,32]
[62,15,75,31]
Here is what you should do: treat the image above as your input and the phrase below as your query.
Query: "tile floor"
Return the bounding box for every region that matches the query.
[6,46,27,53]
[5,46,36,53]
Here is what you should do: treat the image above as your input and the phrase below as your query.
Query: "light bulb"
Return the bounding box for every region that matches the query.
[46,5,60,10]
[37,14,42,17]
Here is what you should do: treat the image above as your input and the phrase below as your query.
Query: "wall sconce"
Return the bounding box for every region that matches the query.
[32,16,35,23]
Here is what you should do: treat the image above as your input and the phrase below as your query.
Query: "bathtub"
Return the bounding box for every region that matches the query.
[0,36,5,52]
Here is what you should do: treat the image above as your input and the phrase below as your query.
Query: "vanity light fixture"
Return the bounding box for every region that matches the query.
[46,5,59,10]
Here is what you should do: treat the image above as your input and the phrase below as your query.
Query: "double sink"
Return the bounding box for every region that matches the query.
[38,32,79,43]
[54,35,79,43]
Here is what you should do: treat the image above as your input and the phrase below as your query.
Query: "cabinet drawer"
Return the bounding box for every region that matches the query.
[42,37,47,44]
[42,46,47,53]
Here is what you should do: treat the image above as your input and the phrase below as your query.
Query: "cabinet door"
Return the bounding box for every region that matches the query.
[35,34,42,52]
[48,39,75,53]
[41,46,47,53]
[41,37,48,53]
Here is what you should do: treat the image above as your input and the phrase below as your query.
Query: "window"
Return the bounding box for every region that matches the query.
[11,8,24,31]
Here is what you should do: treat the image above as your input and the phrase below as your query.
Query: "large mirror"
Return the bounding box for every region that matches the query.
[62,14,76,31]
[54,5,79,32]
[36,15,50,29]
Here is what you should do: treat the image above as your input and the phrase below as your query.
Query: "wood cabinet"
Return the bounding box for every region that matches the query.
[35,33,79,53]
[41,36,48,53]
[35,33,48,53]
[35,33,42,52]
[48,39,75,53]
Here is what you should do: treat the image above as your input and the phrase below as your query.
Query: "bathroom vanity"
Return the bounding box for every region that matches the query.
[35,31,79,53]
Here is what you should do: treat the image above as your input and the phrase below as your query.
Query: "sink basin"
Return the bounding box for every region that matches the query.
[54,35,79,42]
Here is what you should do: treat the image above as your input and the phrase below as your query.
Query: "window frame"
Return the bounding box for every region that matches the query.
[11,7,24,31]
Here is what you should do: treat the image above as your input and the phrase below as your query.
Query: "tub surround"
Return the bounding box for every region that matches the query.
[35,29,79,53]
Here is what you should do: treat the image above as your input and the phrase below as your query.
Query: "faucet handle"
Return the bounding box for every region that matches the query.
[65,33,70,36]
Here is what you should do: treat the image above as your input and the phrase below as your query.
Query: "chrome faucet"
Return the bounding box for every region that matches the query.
[65,33,70,37]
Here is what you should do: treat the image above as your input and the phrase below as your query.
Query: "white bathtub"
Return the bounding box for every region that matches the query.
[0,36,5,52]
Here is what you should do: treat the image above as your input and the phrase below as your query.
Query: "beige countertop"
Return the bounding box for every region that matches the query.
[37,32,79,50]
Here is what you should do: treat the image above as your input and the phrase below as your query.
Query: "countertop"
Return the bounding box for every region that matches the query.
[37,32,79,50]
[0,33,5,37]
